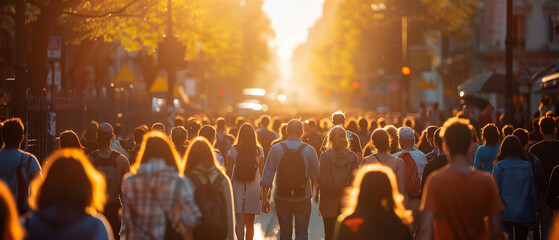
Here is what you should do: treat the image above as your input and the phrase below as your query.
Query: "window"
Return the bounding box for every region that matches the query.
[549,14,559,43]
[512,15,526,49]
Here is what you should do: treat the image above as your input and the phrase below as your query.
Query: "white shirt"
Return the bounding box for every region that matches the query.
[394,150,428,177]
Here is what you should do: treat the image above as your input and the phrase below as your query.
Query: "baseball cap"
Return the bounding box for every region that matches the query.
[398,127,415,140]
[98,122,114,135]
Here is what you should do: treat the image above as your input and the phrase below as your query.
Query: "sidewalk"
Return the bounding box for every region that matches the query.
[254,200,325,240]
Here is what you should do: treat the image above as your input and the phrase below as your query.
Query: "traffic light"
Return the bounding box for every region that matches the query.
[401,66,411,76]
[218,89,226,97]
[352,81,360,89]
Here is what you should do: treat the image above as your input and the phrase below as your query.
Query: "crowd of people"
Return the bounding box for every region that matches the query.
[1,106,559,240]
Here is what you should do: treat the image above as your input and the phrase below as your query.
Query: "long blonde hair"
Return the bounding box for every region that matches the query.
[325,126,349,151]
[131,131,183,175]
[0,181,24,240]
[341,164,412,225]
[29,149,106,214]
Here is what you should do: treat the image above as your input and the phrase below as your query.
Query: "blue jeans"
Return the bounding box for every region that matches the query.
[275,198,312,240]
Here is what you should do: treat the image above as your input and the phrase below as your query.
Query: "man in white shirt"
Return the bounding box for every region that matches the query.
[394,127,428,177]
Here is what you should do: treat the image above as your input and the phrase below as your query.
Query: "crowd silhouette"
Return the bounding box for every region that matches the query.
[1,103,559,240]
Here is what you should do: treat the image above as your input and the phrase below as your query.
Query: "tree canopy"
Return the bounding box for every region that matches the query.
[5,0,274,94]
[292,0,482,95]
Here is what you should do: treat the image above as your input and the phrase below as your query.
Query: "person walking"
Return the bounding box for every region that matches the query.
[256,115,278,162]
[25,149,113,240]
[185,137,235,240]
[227,123,264,240]
[121,131,201,239]
[317,126,359,240]
[529,116,559,239]
[474,123,501,172]
[0,118,42,215]
[87,122,130,239]
[418,118,504,240]
[81,120,99,154]
[333,164,412,240]
[260,119,319,240]
[361,129,407,203]
[58,130,83,150]
[492,136,537,240]
[512,128,548,240]
[322,112,362,162]
[199,125,226,167]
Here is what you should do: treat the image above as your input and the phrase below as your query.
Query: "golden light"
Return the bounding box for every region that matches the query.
[401,66,411,76]
[352,81,360,89]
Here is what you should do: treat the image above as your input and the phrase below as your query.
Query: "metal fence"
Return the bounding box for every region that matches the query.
[20,88,151,163]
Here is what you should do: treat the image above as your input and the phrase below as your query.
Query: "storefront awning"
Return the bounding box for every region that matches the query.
[542,72,559,89]
[458,72,518,95]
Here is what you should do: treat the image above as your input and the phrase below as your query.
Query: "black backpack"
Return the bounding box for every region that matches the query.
[189,174,228,240]
[277,142,308,198]
[234,149,258,182]
[91,151,122,205]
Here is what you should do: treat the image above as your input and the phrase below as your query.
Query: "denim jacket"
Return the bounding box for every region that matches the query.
[492,156,537,223]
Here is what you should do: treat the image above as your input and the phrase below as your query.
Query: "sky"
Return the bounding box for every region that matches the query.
[262,0,325,81]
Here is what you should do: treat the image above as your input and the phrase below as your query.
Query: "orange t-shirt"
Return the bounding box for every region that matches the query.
[421,166,503,240]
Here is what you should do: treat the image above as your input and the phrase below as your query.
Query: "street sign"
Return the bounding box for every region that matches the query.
[516,66,532,85]
[47,36,61,59]
[112,65,138,84]
[150,76,168,93]
[149,75,179,96]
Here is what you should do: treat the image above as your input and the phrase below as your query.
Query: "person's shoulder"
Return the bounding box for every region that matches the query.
[427,166,453,180]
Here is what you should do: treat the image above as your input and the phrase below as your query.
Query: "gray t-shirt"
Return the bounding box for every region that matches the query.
[0,149,42,212]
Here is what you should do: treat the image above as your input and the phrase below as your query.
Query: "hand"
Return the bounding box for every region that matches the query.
[262,200,270,214]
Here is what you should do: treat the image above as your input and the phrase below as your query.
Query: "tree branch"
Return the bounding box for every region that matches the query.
[61,0,142,18]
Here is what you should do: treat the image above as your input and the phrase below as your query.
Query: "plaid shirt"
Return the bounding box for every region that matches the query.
[121,159,201,240]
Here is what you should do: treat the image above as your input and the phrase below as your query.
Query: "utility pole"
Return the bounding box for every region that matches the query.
[402,15,409,113]
[14,0,27,119]
[165,0,176,106]
[505,0,514,124]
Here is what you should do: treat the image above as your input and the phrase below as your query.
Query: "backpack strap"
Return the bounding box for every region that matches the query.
[280,142,290,152]
[295,143,307,153]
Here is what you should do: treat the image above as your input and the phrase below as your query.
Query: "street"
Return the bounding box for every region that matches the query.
[254,200,325,240]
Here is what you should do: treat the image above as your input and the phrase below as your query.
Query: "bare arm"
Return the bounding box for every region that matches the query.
[417,210,434,240]
[261,185,271,213]
[259,156,265,178]
[226,156,234,178]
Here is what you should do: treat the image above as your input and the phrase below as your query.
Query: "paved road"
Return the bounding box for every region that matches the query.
[253,200,325,240]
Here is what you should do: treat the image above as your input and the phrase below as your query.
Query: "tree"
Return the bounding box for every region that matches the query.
[4,0,274,95]
[292,0,482,98]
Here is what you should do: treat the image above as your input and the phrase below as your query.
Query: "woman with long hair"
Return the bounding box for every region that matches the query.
[317,126,359,240]
[59,130,83,150]
[24,149,112,239]
[334,164,412,240]
[385,125,400,154]
[361,129,407,203]
[184,137,235,240]
[0,181,23,240]
[121,131,201,240]
[226,123,264,240]
[492,136,536,240]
